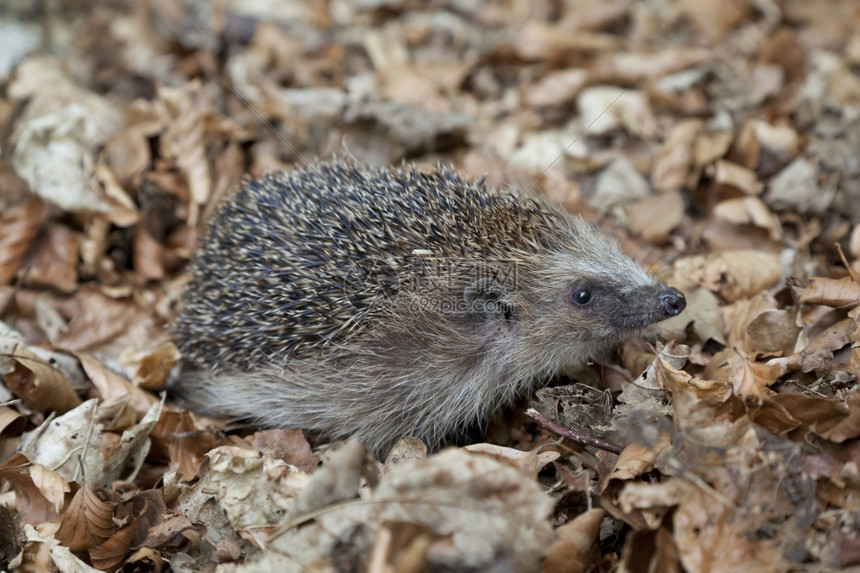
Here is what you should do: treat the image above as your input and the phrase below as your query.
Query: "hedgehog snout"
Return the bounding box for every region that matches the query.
[658,288,686,317]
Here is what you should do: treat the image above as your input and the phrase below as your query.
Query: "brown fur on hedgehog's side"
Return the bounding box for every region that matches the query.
[172,158,685,456]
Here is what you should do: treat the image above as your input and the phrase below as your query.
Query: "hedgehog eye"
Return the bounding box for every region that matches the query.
[571,288,593,306]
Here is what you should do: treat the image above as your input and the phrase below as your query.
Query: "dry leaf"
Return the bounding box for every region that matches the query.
[625,190,685,242]
[56,481,116,553]
[543,508,605,573]
[18,223,80,293]
[514,22,618,60]
[590,156,651,220]
[577,87,655,137]
[151,410,224,481]
[768,393,858,443]
[13,524,103,573]
[729,354,787,405]
[765,158,833,214]
[119,341,181,390]
[712,197,782,241]
[0,197,47,286]
[462,443,560,476]
[156,82,212,226]
[523,68,589,108]
[4,343,81,413]
[797,276,860,309]
[0,453,64,525]
[747,309,802,355]
[787,318,855,372]
[651,119,701,192]
[77,352,158,415]
[10,58,124,214]
[711,160,763,195]
[673,250,783,302]
[383,436,428,472]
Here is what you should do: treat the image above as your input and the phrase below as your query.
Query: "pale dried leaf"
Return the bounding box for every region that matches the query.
[711,160,763,195]
[157,82,212,226]
[625,190,685,242]
[577,86,655,137]
[30,464,72,515]
[118,341,181,390]
[765,158,833,214]
[713,197,782,240]
[673,250,783,302]
[14,524,103,573]
[463,443,560,476]
[383,436,427,472]
[10,58,124,214]
[523,68,589,108]
[651,119,702,192]
[590,156,651,220]
[77,352,158,415]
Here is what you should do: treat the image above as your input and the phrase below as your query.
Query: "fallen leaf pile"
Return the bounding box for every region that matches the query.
[1,0,859,570]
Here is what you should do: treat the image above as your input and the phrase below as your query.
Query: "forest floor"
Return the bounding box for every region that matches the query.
[1,0,859,571]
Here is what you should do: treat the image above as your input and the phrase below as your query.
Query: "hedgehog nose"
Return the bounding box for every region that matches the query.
[658,289,686,317]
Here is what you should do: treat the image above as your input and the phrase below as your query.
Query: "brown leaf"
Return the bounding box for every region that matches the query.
[157,82,211,226]
[0,453,63,524]
[770,392,860,443]
[672,479,782,571]
[77,352,158,416]
[523,68,588,108]
[625,190,685,243]
[0,406,26,436]
[786,318,855,372]
[797,276,860,309]
[602,436,670,529]
[514,22,618,60]
[651,119,701,192]
[133,226,166,282]
[56,481,116,553]
[724,293,779,352]
[747,308,801,355]
[103,129,150,187]
[673,250,783,302]
[694,130,734,167]
[30,463,73,516]
[142,513,203,551]
[19,223,80,293]
[150,409,224,480]
[89,490,166,570]
[89,522,137,571]
[0,197,47,286]
[728,353,786,405]
[659,354,732,428]
[119,342,180,390]
[4,343,82,413]
[712,197,782,241]
[54,286,148,353]
[233,428,320,474]
[711,160,763,195]
[543,508,605,573]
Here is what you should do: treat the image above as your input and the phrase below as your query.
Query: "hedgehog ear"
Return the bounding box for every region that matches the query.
[463,277,516,322]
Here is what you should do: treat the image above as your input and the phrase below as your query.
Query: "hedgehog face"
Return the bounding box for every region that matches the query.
[513,246,685,370]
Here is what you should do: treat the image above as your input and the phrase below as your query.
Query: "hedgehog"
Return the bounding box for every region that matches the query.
[172,158,685,456]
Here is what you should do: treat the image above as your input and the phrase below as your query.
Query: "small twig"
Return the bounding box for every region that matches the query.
[526,408,623,455]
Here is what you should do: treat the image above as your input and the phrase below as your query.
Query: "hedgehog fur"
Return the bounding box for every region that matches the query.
[172,158,685,456]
